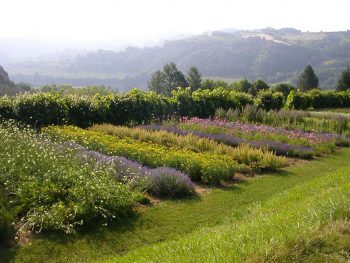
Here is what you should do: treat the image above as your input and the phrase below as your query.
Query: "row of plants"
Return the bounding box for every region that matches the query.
[1,88,350,129]
[141,124,318,159]
[0,88,285,128]
[91,124,286,172]
[44,126,285,183]
[145,117,347,158]
[0,122,199,238]
[90,124,284,165]
[286,89,350,110]
[0,122,145,235]
[66,142,195,199]
[215,105,350,135]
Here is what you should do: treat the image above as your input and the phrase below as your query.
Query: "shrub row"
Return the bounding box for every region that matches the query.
[91,124,285,170]
[142,124,316,159]
[43,126,243,184]
[0,122,142,234]
[215,105,350,135]
[69,143,195,199]
[0,88,287,128]
[286,89,350,110]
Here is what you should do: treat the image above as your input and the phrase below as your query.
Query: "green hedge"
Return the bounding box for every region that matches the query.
[286,89,350,110]
[3,87,350,128]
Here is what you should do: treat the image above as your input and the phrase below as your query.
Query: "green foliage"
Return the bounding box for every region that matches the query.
[256,90,284,111]
[0,190,13,244]
[2,88,350,129]
[0,96,15,119]
[273,83,296,98]
[250,79,269,96]
[36,85,116,96]
[337,66,350,91]
[192,88,254,118]
[286,90,313,110]
[0,122,140,234]
[186,66,202,92]
[297,65,319,92]
[231,78,252,93]
[14,93,68,127]
[148,63,187,96]
[119,162,350,262]
[201,79,230,90]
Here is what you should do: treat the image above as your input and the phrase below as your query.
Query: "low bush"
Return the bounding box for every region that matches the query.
[70,143,195,199]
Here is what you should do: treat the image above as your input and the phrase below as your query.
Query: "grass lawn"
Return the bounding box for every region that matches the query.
[1,149,350,262]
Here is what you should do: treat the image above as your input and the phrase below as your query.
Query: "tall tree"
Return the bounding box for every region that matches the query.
[162,63,187,96]
[297,65,319,92]
[148,63,187,96]
[250,79,269,96]
[337,66,350,91]
[186,66,202,92]
[148,70,165,94]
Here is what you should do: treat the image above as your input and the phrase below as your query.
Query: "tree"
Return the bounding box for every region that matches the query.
[274,83,296,98]
[337,66,350,91]
[163,63,187,96]
[250,79,269,96]
[231,79,251,93]
[186,66,202,92]
[297,65,319,92]
[148,70,165,94]
[148,63,187,96]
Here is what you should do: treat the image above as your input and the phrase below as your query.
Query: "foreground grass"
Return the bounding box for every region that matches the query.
[264,219,350,262]
[1,150,350,262]
[105,151,350,262]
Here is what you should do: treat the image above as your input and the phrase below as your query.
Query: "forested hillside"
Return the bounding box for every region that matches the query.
[5,28,350,90]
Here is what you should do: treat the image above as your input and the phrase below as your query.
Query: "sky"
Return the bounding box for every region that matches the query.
[0,0,349,42]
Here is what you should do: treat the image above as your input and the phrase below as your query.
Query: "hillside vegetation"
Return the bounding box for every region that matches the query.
[6,28,350,89]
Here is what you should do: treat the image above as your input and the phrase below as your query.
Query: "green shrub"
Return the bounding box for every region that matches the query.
[14,93,68,127]
[256,90,284,111]
[0,96,15,120]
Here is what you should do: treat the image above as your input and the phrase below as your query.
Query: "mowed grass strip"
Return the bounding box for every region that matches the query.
[1,149,350,263]
[106,153,350,262]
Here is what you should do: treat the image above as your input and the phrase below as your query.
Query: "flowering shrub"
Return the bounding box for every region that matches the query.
[0,122,142,234]
[91,124,285,171]
[44,126,242,184]
[142,124,316,159]
[66,142,195,198]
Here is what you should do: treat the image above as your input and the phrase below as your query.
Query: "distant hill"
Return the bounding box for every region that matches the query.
[5,28,350,90]
[0,66,30,96]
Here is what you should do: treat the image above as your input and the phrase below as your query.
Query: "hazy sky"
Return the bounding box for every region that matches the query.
[1,0,349,41]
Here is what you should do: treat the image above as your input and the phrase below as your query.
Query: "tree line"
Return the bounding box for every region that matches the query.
[148,63,350,96]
